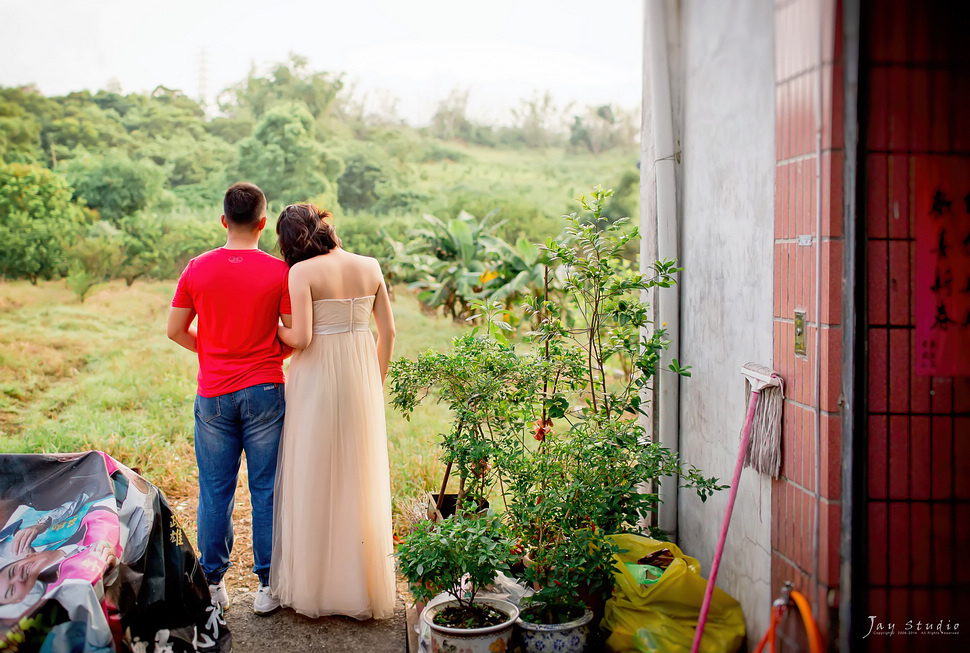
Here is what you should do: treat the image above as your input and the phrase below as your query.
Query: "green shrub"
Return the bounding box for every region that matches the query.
[0,162,92,281]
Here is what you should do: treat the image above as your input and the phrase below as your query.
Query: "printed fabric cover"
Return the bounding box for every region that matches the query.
[0,451,230,653]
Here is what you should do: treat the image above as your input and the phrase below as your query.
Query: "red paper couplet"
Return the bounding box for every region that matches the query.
[914,157,970,376]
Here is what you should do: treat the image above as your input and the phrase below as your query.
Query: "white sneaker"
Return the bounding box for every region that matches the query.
[253,584,280,616]
[208,580,230,611]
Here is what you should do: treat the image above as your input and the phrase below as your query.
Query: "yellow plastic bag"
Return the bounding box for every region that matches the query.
[602,534,745,653]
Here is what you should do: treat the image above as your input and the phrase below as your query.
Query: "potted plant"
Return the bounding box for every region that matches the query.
[396,513,520,653]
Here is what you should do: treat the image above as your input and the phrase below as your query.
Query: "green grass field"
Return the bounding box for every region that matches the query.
[0,279,467,535]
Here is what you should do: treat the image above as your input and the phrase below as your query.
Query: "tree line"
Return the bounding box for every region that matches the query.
[0,54,639,300]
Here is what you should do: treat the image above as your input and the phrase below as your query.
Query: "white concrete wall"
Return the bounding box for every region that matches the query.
[676,0,776,643]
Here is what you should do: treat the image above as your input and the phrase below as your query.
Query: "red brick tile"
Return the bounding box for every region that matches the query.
[888,415,910,500]
[787,242,798,317]
[775,165,785,238]
[867,68,888,149]
[904,237,916,311]
[910,416,931,500]
[887,241,909,326]
[908,331,928,412]
[887,66,911,152]
[790,156,800,237]
[820,413,841,500]
[931,71,950,151]
[954,71,970,151]
[932,504,953,585]
[821,239,842,325]
[868,415,888,499]
[886,0,910,64]
[783,402,794,480]
[910,69,931,151]
[772,487,780,551]
[868,328,888,412]
[954,378,970,413]
[888,502,911,586]
[821,64,833,151]
[868,502,888,585]
[819,500,841,586]
[910,0,930,63]
[888,328,909,414]
[832,61,844,150]
[887,154,910,240]
[866,154,888,238]
[910,502,932,584]
[867,241,888,325]
[956,417,970,500]
[821,326,841,412]
[956,505,970,585]
[773,244,782,318]
[795,487,805,569]
[932,416,953,500]
[804,407,813,493]
[932,377,953,413]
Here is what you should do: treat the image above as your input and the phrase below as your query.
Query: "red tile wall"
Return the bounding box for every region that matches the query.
[860,1,970,651]
[772,0,843,649]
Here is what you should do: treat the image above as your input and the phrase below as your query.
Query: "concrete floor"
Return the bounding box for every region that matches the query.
[223,586,408,652]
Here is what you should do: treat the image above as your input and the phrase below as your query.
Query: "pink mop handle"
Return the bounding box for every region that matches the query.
[689,389,762,653]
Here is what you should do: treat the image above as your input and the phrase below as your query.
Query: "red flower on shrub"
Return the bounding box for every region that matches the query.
[532,418,553,441]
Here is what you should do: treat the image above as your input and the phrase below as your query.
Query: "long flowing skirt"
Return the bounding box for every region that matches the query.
[270,330,395,619]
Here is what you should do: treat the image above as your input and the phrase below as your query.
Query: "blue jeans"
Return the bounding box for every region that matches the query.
[194,382,284,586]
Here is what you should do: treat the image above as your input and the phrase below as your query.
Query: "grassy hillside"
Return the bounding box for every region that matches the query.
[0,279,466,534]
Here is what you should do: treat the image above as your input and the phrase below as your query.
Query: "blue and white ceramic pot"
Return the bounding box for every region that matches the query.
[516,606,595,653]
[423,598,519,653]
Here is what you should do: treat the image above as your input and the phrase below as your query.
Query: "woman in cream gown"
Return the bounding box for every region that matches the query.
[270,204,396,620]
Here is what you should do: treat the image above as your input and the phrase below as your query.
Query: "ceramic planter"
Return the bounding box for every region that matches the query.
[516,606,595,653]
[423,598,519,653]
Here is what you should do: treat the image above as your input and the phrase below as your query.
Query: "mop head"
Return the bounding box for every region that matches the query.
[740,363,785,478]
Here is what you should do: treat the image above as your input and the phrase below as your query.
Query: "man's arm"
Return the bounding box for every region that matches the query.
[167,307,198,352]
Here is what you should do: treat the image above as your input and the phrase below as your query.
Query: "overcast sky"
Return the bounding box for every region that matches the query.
[0,0,643,126]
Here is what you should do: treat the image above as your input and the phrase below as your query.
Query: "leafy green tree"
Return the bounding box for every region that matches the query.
[63,152,165,223]
[0,163,91,282]
[219,55,343,124]
[0,93,42,163]
[234,102,344,203]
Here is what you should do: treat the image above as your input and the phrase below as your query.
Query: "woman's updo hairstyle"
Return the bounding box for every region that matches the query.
[276,203,341,267]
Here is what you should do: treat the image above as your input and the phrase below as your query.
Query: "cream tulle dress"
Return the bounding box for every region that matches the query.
[270,295,396,620]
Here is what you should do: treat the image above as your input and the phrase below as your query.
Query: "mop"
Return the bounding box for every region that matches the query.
[689,363,784,653]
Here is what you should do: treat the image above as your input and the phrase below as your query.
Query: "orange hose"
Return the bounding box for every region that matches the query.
[755,590,823,653]
[790,590,823,653]
[753,605,780,653]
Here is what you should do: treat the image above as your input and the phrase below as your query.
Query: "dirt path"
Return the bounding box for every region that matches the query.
[168,457,408,652]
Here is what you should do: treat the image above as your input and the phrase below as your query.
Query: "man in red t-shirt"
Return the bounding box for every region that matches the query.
[167,182,289,616]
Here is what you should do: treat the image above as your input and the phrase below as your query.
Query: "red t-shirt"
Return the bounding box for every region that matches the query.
[171,248,292,397]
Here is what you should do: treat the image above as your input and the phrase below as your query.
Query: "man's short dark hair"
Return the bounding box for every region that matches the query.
[223,182,266,228]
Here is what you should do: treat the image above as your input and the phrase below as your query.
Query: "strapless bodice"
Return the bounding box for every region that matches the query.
[311,295,375,335]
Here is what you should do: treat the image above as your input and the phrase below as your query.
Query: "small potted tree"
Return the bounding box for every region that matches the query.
[498,189,724,652]
[396,513,520,653]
